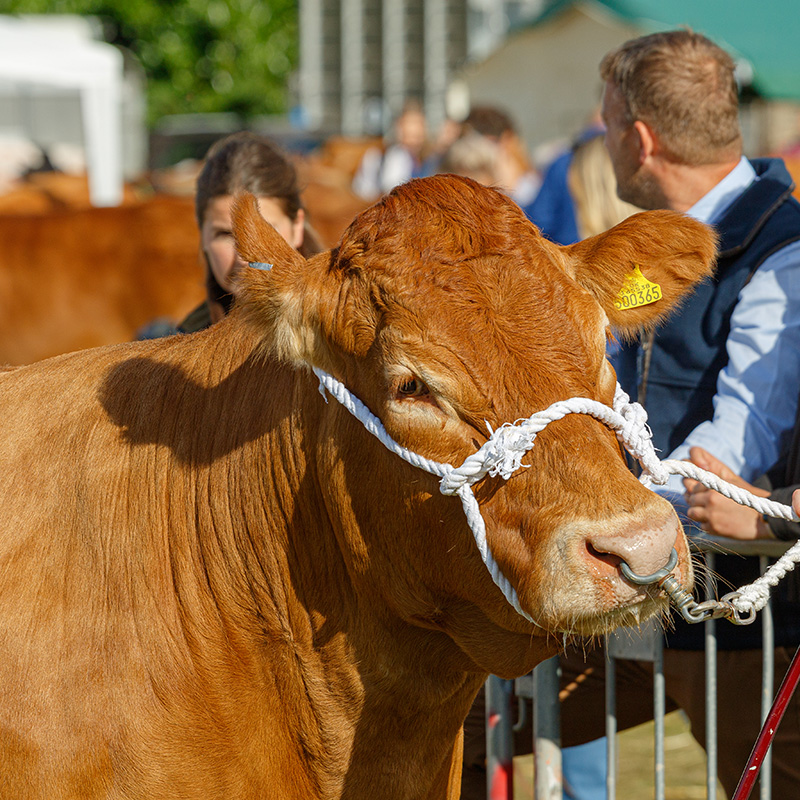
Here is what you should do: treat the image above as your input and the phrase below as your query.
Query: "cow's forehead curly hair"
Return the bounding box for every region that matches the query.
[600,29,741,165]
[332,175,535,273]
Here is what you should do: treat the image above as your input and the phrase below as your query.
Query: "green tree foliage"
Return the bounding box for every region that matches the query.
[5,0,298,126]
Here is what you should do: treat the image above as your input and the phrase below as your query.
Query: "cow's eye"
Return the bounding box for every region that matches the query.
[397,377,429,398]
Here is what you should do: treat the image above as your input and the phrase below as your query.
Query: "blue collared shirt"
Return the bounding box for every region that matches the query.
[661,157,800,498]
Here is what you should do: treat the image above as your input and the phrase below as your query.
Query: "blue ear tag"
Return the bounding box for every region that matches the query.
[249,261,273,271]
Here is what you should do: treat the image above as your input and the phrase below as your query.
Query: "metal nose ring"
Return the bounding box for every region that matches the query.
[619,548,678,585]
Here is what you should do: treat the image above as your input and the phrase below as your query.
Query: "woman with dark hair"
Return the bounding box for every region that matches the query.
[178,131,322,333]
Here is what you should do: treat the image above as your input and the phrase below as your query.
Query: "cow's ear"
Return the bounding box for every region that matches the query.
[562,210,717,339]
[232,192,306,273]
[232,192,344,368]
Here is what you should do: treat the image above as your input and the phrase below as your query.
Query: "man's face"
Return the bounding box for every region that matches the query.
[601,80,662,210]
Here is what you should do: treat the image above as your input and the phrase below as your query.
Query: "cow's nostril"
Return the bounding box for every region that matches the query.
[586,541,623,570]
[585,512,681,581]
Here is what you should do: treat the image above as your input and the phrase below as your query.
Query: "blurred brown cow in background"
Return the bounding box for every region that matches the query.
[0,144,370,366]
[0,193,204,365]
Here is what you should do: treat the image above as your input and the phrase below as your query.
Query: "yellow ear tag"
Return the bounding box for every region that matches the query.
[614,265,662,310]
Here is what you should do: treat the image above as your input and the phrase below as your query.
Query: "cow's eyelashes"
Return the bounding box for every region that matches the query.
[397,377,429,399]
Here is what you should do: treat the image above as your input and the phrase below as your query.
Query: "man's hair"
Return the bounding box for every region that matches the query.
[600,29,742,165]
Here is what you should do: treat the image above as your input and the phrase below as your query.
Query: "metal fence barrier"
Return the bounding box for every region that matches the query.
[488,535,794,800]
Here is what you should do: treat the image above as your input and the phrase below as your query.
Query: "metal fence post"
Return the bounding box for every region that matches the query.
[605,642,617,800]
[608,618,662,798]
[485,675,514,800]
[653,629,666,800]
[533,656,562,799]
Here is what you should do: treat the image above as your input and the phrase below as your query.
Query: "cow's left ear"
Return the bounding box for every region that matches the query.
[561,209,717,338]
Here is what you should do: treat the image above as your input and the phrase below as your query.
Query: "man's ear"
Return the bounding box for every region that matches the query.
[562,209,717,339]
[634,119,657,162]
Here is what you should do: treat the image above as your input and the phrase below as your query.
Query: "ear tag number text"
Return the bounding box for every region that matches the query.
[614,265,662,310]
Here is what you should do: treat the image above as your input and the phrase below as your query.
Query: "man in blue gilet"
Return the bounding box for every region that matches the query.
[558,29,800,798]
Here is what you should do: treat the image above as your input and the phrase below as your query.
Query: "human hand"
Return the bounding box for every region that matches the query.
[683,446,773,540]
[794,488,800,518]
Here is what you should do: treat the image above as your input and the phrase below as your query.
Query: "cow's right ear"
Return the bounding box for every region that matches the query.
[232,192,347,370]
[562,210,717,339]
[232,192,307,275]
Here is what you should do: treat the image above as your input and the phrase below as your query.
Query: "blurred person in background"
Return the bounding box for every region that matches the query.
[352,101,428,200]
[461,105,541,207]
[139,131,322,337]
[438,131,501,187]
[418,115,463,176]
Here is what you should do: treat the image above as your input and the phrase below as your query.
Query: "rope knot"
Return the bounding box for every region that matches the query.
[614,390,650,448]
[483,422,536,480]
[439,466,466,496]
[439,422,536,495]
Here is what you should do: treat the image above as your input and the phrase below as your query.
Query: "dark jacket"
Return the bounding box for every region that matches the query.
[177,301,214,334]
[643,158,800,454]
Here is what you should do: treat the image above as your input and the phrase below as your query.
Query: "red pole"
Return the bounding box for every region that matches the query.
[731,644,800,800]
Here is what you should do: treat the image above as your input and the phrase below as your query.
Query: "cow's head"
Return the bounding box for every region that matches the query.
[231,176,715,675]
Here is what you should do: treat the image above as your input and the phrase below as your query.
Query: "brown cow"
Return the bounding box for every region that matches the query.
[0,166,365,367]
[0,172,142,214]
[0,176,715,799]
[0,194,204,365]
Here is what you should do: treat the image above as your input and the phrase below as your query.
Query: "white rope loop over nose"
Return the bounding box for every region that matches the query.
[312,367,800,623]
[438,385,665,496]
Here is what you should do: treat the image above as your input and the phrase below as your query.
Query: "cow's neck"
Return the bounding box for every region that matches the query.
[156,334,487,797]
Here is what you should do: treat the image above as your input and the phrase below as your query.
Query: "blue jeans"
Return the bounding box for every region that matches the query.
[563,738,607,800]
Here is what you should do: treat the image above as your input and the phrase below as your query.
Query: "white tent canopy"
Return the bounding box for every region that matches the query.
[0,16,123,206]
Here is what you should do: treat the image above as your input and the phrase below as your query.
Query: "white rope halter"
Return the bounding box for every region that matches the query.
[312,367,799,622]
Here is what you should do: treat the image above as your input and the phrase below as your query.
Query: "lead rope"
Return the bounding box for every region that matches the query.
[312,367,799,624]
[643,459,800,623]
